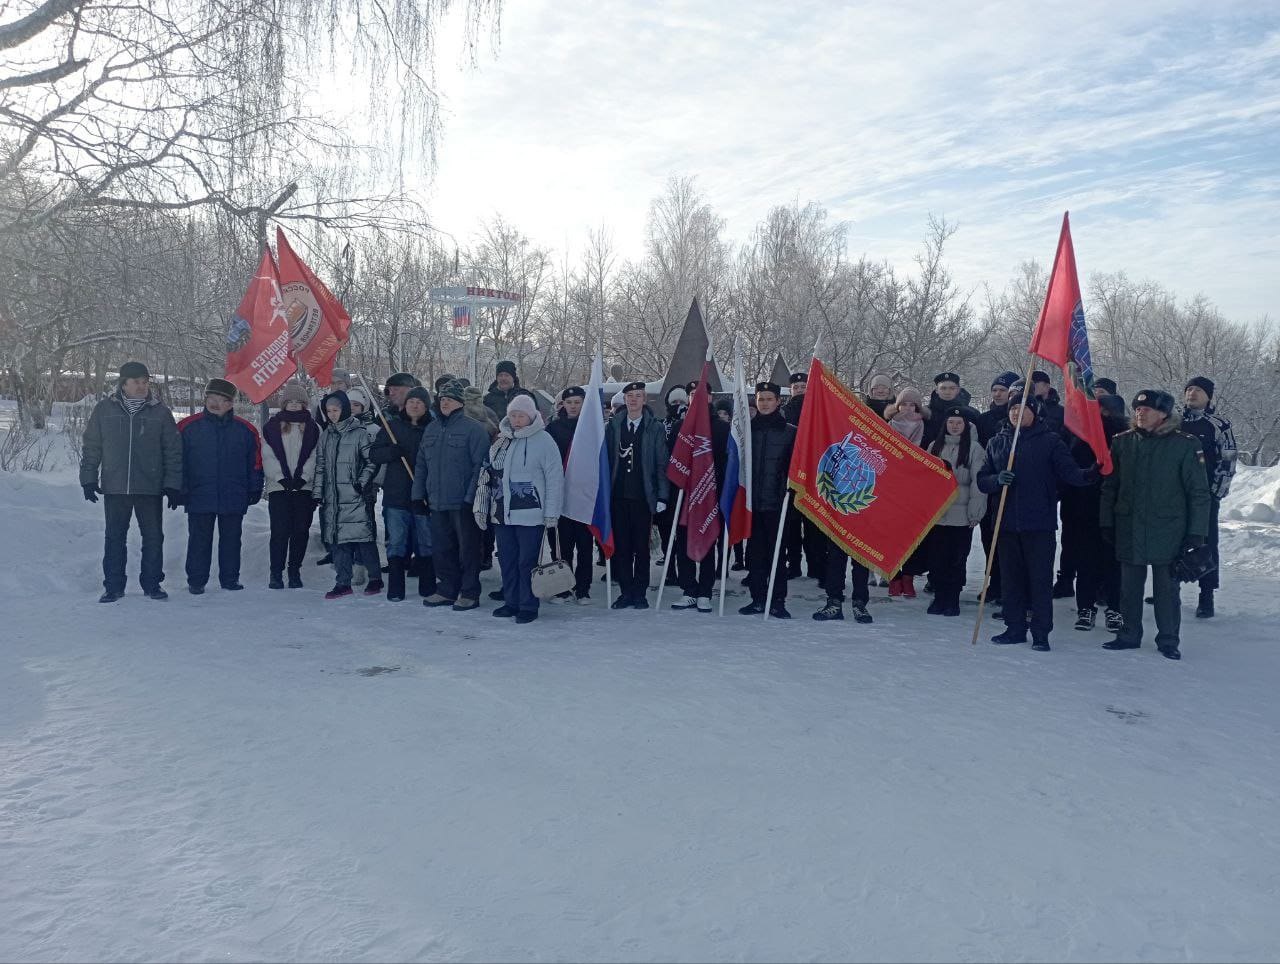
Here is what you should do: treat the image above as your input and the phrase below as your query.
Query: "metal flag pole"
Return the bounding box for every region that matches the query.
[718,519,732,616]
[970,354,1038,645]
[652,489,685,614]
[605,554,612,608]
[762,490,792,621]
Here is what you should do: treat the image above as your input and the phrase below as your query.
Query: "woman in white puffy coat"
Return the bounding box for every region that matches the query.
[923,408,988,616]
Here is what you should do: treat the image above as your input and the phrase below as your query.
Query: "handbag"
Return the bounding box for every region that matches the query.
[530,526,575,599]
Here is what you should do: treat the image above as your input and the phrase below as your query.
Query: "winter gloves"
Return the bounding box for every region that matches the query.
[82,484,101,503]
[164,488,183,510]
[996,470,1016,486]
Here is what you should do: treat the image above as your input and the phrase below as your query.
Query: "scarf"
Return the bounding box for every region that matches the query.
[264,409,319,480]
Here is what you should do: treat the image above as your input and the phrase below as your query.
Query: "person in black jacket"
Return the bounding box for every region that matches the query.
[865,373,895,420]
[482,360,521,420]
[977,391,1098,651]
[976,370,1019,604]
[782,371,825,582]
[79,361,183,602]
[1068,393,1129,631]
[739,381,797,618]
[922,372,980,447]
[545,386,595,604]
[371,386,434,601]
[606,381,670,609]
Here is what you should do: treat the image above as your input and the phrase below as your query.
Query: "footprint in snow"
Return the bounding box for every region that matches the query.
[1105,705,1148,724]
[356,665,400,677]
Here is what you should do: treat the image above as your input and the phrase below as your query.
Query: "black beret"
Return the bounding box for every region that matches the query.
[934,371,960,385]
[944,406,974,421]
[561,386,586,400]
[755,381,782,396]
[789,372,808,384]
[622,381,647,394]
[118,361,150,381]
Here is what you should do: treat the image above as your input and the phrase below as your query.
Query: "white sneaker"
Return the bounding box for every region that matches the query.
[670,595,698,610]
[696,596,713,613]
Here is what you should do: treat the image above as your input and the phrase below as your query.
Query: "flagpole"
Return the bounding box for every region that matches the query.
[353,372,414,480]
[762,490,791,621]
[718,521,732,616]
[605,554,612,608]
[653,489,685,613]
[970,354,1038,645]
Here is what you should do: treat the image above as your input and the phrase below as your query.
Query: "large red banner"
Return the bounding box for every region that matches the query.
[275,228,351,385]
[666,360,720,561]
[788,359,957,578]
[224,248,296,403]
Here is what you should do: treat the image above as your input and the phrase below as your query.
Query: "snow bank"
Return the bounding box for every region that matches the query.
[3,473,1280,962]
[1222,463,1280,523]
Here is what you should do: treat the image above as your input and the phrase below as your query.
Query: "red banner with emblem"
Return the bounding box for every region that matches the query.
[788,358,958,578]
[275,228,351,385]
[223,248,297,403]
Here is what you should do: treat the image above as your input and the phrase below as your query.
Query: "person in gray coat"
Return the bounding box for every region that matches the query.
[314,391,380,599]
[482,394,565,623]
[413,378,492,611]
[79,361,183,602]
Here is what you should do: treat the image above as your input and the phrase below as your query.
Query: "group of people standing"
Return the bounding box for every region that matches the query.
[79,356,1237,660]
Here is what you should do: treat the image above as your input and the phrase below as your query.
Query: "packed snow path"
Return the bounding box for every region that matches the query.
[3,473,1279,962]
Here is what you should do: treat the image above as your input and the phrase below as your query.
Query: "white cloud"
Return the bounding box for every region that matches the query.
[415,0,1280,320]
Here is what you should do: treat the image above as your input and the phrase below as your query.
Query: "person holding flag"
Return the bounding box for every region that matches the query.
[739,380,796,619]
[605,381,669,609]
[667,363,729,613]
[717,339,753,612]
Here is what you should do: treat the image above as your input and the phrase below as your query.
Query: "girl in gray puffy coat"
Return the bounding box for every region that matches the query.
[922,408,988,616]
[482,393,565,623]
[314,391,381,599]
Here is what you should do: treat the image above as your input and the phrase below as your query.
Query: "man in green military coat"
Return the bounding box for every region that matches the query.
[1100,389,1211,660]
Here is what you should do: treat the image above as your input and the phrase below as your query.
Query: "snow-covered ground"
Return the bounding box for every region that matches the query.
[3,467,1280,962]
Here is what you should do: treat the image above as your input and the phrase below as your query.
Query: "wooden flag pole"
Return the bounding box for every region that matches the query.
[718,521,732,616]
[605,552,612,608]
[970,356,1039,645]
[653,489,686,613]
[762,490,792,621]
[354,372,414,480]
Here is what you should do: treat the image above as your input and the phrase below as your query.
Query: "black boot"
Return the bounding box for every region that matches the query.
[287,569,303,589]
[386,557,406,601]
[812,598,844,621]
[416,556,436,597]
[1195,589,1214,619]
[1052,575,1074,599]
[991,627,1027,644]
[1031,636,1051,651]
[269,572,284,590]
[926,596,943,615]
[1074,607,1096,631]
[938,592,961,617]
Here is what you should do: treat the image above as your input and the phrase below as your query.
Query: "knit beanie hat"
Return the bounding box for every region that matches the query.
[405,386,431,407]
[434,373,456,391]
[1098,394,1126,419]
[118,361,150,381]
[346,387,370,410]
[991,370,1019,390]
[1007,391,1043,416]
[385,371,420,388]
[204,377,237,400]
[495,360,518,378]
[439,379,467,403]
[281,382,309,406]
[867,372,894,393]
[1185,375,1215,399]
[507,393,538,420]
[1093,377,1118,396]
[1031,370,1052,385]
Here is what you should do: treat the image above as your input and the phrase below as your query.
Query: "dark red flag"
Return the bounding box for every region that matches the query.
[223,249,296,403]
[274,228,351,385]
[1028,213,1113,474]
[666,360,720,561]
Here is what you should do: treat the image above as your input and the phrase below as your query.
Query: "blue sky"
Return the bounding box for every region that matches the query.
[421,0,1280,321]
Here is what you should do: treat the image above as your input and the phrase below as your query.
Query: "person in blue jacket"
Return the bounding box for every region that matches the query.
[176,378,264,594]
[977,390,1098,651]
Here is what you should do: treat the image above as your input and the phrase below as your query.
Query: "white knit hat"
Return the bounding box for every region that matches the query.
[508,393,538,419]
[346,387,370,410]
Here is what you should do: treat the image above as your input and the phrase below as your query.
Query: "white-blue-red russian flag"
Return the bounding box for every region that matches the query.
[719,337,752,545]
[563,351,614,557]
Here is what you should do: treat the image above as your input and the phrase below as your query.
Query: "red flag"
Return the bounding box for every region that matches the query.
[666,361,720,561]
[788,359,957,578]
[274,228,351,384]
[223,249,296,403]
[1028,213,1113,474]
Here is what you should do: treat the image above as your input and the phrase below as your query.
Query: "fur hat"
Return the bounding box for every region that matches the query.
[385,371,419,389]
[666,386,689,406]
[118,361,150,382]
[434,373,456,391]
[507,393,538,420]
[204,377,237,400]
[1132,389,1175,415]
[281,382,309,406]
[1093,377,1118,396]
[438,379,467,403]
[495,360,518,379]
[1185,375,1215,399]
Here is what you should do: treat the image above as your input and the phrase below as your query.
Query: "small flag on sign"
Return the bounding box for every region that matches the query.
[452,305,471,329]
